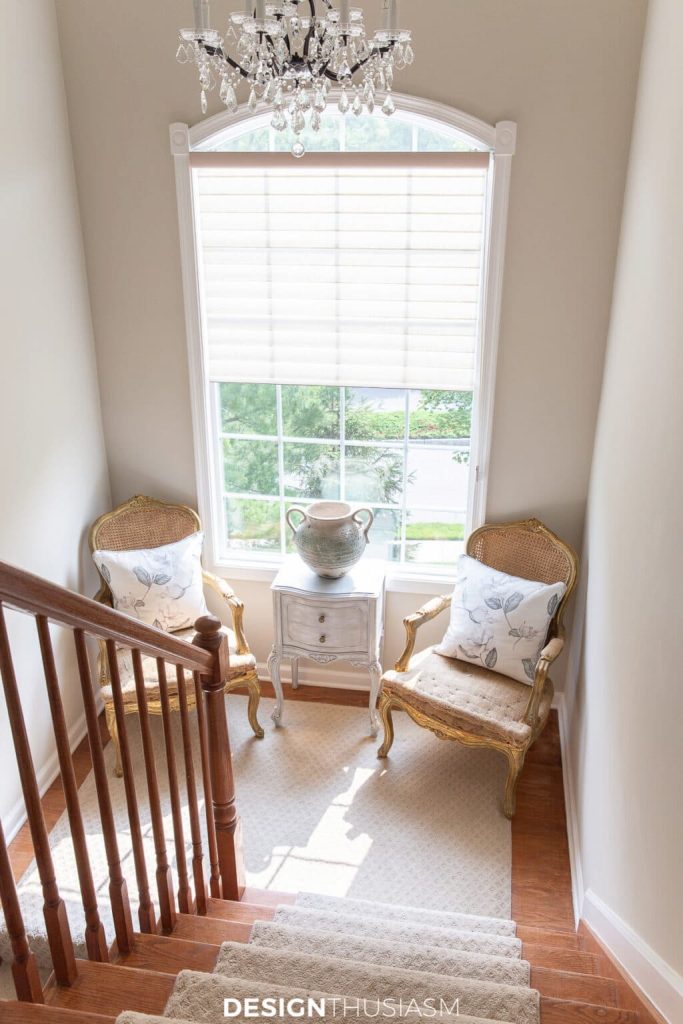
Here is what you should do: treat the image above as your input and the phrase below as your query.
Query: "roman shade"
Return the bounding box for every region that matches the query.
[192,152,490,391]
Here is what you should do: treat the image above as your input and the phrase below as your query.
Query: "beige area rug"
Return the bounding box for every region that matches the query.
[0,694,510,995]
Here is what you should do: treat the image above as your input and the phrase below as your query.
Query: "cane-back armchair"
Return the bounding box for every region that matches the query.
[377,518,578,817]
[90,494,263,775]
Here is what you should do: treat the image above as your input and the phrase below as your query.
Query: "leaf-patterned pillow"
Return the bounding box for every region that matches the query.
[93,532,209,632]
[435,554,566,685]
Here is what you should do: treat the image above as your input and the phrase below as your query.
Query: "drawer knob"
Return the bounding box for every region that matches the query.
[319,635,327,644]
[318,614,326,624]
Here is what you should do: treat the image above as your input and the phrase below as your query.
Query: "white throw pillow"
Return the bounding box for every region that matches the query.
[435,554,566,685]
[93,532,209,632]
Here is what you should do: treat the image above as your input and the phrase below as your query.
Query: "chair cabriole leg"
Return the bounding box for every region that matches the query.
[377,692,395,758]
[503,746,525,818]
[105,703,123,778]
[245,674,265,739]
[225,675,264,740]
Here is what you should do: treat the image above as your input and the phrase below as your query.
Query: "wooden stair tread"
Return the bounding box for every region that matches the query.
[205,898,276,924]
[523,944,603,975]
[44,960,174,1018]
[114,932,220,975]
[519,925,581,949]
[171,911,253,945]
[532,968,618,1005]
[242,888,296,907]
[541,997,639,1023]
[0,1005,114,1024]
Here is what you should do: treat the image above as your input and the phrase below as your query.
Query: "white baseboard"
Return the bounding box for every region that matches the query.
[554,690,679,1023]
[2,693,103,845]
[583,889,683,1024]
[554,690,585,926]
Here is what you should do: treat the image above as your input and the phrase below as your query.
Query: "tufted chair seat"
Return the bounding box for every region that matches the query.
[382,647,554,747]
[100,626,257,704]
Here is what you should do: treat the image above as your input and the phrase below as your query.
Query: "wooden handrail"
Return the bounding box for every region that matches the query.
[0,560,246,1003]
[0,560,213,673]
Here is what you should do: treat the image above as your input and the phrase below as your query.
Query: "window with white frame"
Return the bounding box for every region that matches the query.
[175,104,514,577]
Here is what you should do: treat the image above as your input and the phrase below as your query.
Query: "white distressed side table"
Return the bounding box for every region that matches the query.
[268,556,386,734]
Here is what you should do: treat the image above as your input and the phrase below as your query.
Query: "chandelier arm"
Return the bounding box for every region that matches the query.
[327,42,395,80]
[201,42,250,79]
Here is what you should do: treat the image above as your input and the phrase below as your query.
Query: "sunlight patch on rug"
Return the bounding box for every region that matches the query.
[0,692,510,986]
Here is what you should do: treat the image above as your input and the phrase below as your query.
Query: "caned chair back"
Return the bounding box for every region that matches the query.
[89,495,202,603]
[466,517,578,632]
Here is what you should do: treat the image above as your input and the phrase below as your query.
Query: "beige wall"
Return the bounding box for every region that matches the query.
[566,0,683,1005]
[54,0,646,678]
[0,1,111,833]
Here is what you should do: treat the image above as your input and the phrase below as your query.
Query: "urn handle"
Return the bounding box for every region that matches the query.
[286,506,308,536]
[352,507,374,540]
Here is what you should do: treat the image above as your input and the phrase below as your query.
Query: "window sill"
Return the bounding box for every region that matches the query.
[210,557,454,596]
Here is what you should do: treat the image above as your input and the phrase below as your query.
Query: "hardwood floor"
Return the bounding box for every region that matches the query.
[6,680,664,1023]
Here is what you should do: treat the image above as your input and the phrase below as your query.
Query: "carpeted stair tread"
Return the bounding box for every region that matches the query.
[118,1013,504,1024]
[161,972,514,1024]
[215,942,539,1024]
[271,906,522,959]
[295,892,516,937]
[250,922,530,985]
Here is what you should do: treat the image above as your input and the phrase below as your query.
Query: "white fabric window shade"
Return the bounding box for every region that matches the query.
[192,153,489,391]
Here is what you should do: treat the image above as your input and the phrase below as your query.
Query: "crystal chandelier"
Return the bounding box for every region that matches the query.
[176,0,414,156]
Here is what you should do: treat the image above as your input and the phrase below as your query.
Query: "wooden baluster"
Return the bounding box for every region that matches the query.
[0,604,78,986]
[193,616,245,902]
[0,817,44,1002]
[157,659,193,914]
[36,617,108,963]
[193,670,221,900]
[131,649,176,932]
[176,664,207,915]
[105,639,157,934]
[73,629,134,955]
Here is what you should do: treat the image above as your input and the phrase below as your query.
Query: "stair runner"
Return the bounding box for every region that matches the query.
[113,892,540,1024]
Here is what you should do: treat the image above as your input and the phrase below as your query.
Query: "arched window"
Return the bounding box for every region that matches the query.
[170,97,516,582]
[195,107,487,154]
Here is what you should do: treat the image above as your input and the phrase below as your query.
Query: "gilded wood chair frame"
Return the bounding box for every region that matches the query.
[89,495,263,775]
[377,517,578,817]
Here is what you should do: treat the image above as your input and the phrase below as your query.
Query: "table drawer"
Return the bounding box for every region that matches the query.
[281,596,366,652]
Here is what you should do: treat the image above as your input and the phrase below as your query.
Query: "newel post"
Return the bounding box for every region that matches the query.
[193,615,246,901]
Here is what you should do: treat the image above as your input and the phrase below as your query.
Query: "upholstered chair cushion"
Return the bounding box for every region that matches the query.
[383,647,553,746]
[93,532,209,632]
[435,554,566,685]
[100,625,256,704]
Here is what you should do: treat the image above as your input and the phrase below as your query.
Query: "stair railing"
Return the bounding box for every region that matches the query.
[0,558,245,1002]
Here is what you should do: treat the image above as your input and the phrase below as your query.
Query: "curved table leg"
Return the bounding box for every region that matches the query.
[267,647,284,726]
[368,660,382,737]
[291,658,300,690]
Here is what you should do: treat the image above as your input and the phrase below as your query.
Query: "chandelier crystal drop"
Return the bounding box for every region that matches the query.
[176,0,414,155]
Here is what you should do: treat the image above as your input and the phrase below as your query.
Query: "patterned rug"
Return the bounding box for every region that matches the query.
[0,693,510,995]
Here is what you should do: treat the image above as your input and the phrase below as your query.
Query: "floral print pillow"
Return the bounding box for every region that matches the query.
[93,532,209,633]
[435,554,566,685]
